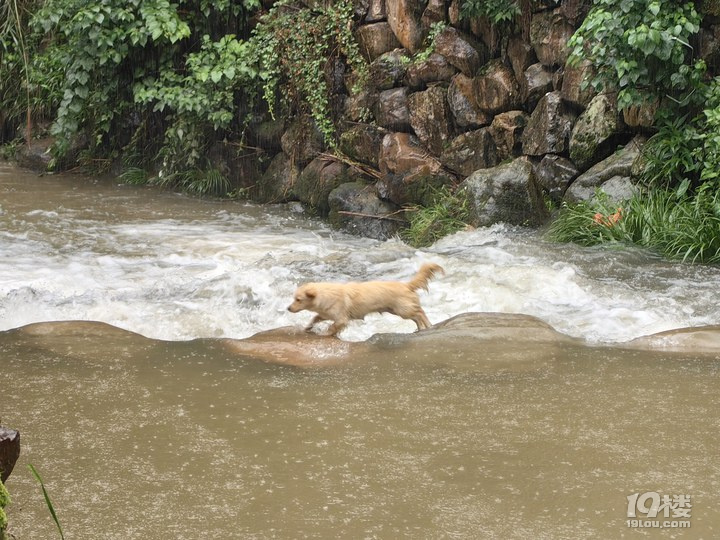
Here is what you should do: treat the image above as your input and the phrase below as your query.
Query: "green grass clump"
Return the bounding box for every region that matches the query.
[402,185,469,247]
[547,186,720,263]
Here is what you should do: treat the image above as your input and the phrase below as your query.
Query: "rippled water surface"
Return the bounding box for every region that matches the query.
[2,164,720,539]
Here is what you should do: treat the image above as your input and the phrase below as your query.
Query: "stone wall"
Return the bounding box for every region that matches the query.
[250,0,655,238]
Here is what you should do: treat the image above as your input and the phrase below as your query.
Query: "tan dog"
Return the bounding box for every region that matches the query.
[287,263,444,336]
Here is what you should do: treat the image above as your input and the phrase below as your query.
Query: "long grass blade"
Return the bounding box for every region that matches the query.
[27,464,65,540]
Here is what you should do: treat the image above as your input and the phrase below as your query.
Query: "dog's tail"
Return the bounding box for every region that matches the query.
[407,263,444,292]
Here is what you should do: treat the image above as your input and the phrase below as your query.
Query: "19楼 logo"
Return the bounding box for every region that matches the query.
[626,492,692,529]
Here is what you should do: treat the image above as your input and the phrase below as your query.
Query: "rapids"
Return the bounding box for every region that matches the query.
[1,163,719,343]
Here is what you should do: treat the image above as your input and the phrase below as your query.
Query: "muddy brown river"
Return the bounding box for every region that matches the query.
[1,164,720,538]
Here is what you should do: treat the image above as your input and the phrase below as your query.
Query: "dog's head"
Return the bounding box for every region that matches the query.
[287,284,316,313]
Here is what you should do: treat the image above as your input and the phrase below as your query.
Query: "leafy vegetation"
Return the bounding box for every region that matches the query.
[0,477,9,534]
[568,0,703,111]
[0,0,366,195]
[547,188,720,263]
[459,0,521,25]
[402,185,469,248]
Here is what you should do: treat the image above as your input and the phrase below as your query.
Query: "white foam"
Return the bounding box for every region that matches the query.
[1,192,719,343]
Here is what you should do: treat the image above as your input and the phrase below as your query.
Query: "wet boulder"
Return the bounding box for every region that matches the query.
[280,119,324,167]
[521,63,554,112]
[295,157,349,216]
[474,60,521,114]
[356,22,403,61]
[564,136,645,203]
[569,93,625,171]
[507,36,538,84]
[379,132,441,176]
[421,0,446,26]
[0,427,20,483]
[448,73,492,129]
[405,53,459,89]
[386,0,425,53]
[344,89,378,122]
[622,100,659,129]
[460,157,548,227]
[15,137,54,172]
[373,87,412,131]
[440,128,498,177]
[489,111,529,161]
[529,8,575,67]
[407,86,453,155]
[434,26,489,76]
[338,124,388,168]
[378,132,448,206]
[561,58,597,108]
[534,154,579,203]
[255,153,299,203]
[522,91,578,156]
[369,49,411,91]
[365,0,387,22]
[328,181,405,240]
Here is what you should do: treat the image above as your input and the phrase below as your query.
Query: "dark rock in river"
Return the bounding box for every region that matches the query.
[328,181,405,240]
[0,427,20,482]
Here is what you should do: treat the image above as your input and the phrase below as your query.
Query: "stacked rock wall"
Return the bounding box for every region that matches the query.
[245,0,711,239]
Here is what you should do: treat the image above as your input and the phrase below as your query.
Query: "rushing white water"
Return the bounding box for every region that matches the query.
[2,163,720,343]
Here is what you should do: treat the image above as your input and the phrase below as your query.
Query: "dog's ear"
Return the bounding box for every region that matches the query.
[304,286,316,299]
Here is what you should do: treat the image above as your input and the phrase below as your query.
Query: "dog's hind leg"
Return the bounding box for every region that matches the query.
[412,309,432,331]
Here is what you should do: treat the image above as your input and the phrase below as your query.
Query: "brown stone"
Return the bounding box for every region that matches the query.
[366,0,387,22]
[369,48,410,91]
[356,22,403,61]
[386,0,426,52]
[447,73,492,129]
[379,132,441,176]
[561,58,597,108]
[421,0,446,27]
[490,111,530,161]
[434,26,489,76]
[405,52,459,89]
[508,36,538,85]
[280,118,324,166]
[408,86,453,155]
[338,124,388,168]
[474,59,521,114]
[440,128,498,177]
[295,157,349,216]
[529,8,575,67]
[255,153,299,203]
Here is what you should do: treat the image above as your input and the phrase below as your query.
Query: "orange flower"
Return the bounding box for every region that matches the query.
[592,208,623,227]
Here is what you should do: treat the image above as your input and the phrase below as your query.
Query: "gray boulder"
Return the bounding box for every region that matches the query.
[373,87,412,131]
[534,154,579,203]
[569,93,625,170]
[295,157,349,216]
[328,182,405,239]
[460,157,549,227]
[522,91,578,156]
[564,136,645,203]
[255,153,299,203]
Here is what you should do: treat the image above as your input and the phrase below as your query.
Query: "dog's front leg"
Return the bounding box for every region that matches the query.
[327,320,347,336]
[305,314,325,332]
